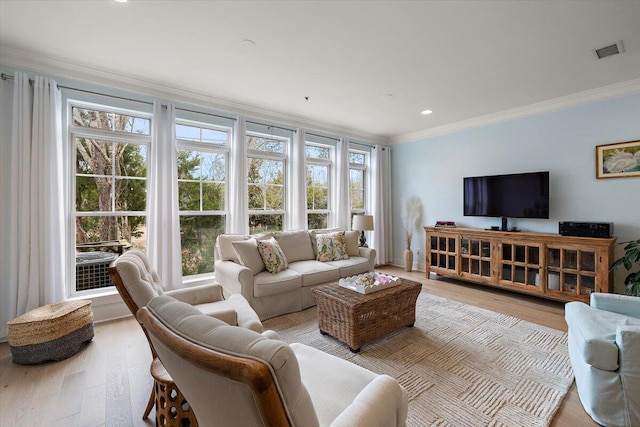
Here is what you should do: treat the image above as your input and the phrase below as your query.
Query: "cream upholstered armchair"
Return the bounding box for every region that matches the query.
[110,249,263,333]
[138,295,409,427]
[565,293,640,427]
[109,249,265,421]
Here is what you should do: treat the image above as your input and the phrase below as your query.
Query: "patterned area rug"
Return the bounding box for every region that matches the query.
[264,292,573,427]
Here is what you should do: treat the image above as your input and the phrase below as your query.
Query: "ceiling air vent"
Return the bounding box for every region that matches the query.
[593,41,624,59]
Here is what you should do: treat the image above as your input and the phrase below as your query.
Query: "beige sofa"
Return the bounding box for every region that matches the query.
[214,229,376,320]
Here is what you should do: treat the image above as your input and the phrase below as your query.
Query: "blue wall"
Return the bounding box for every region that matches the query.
[391,92,640,277]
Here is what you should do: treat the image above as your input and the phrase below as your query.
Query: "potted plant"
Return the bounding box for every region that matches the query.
[610,239,640,296]
[401,197,424,272]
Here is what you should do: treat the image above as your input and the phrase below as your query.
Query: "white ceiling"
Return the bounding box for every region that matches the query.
[1,0,639,143]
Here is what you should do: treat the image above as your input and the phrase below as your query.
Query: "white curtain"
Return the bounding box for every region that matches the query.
[290,128,307,230]
[370,145,392,265]
[3,72,66,337]
[334,137,351,229]
[229,117,248,234]
[147,101,182,289]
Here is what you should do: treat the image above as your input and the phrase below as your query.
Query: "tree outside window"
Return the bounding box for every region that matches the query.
[247,133,287,233]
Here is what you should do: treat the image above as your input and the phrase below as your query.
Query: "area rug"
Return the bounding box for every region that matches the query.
[264,292,574,427]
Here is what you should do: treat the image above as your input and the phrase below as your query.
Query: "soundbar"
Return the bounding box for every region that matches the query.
[559,221,614,238]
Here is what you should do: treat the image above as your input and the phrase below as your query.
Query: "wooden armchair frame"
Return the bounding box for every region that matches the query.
[137,306,293,427]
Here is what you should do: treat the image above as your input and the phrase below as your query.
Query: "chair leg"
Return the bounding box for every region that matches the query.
[143,384,155,420]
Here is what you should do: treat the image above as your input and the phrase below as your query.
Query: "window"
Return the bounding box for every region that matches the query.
[349,149,368,224]
[247,132,287,233]
[176,120,230,277]
[71,103,151,294]
[305,143,332,229]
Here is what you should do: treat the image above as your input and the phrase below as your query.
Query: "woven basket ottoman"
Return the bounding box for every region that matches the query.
[7,300,94,365]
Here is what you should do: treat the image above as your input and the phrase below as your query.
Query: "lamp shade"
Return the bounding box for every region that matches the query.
[352,214,374,231]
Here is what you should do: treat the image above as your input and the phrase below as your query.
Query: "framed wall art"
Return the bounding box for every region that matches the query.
[595,139,640,179]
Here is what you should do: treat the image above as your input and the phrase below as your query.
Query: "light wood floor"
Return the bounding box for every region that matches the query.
[0,265,596,426]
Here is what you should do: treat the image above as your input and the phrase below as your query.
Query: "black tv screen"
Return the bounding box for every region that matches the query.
[463,172,549,219]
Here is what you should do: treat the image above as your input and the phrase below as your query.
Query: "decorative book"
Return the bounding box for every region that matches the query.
[435,221,457,227]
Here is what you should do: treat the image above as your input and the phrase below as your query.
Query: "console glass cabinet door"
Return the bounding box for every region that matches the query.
[499,241,543,291]
[546,246,598,298]
[428,235,457,275]
[460,237,492,282]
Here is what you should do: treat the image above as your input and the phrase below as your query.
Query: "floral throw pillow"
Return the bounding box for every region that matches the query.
[257,237,288,274]
[316,231,349,262]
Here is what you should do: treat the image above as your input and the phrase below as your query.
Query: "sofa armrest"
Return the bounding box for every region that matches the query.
[330,375,408,427]
[617,325,640,427]
[591,293,640,319]
[165,283,225,305]
[214,259,255,303]
[358,247,377,270]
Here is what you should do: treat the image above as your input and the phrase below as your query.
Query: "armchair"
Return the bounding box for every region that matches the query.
[109,249,265,422]
[138,295,409,427]
[565,293,640,427]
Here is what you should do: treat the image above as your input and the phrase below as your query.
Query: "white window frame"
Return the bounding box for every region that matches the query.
[246,131,289,232]
[305,142,332,229]
[176,118,231,279]
[349,149,369,217]
[68,100,152,298]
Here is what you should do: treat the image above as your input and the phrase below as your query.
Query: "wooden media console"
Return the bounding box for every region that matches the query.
[425,226,616,303]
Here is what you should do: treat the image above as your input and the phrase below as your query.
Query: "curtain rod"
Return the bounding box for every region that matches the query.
[305,131,339,142]
[1,73,237,122]
[246,120,297,134]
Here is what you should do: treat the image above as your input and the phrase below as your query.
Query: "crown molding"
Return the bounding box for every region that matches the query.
[0,46,387,144]
[389,77,640,145]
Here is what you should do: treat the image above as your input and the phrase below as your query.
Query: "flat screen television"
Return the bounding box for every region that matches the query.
[463,171,549,219]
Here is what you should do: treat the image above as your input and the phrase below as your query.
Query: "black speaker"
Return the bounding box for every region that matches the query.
[559,221,614,238]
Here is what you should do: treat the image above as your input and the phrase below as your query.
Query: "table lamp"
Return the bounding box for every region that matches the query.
[352,215,374,247]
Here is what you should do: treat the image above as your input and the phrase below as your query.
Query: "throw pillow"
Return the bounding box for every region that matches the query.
[217,234,249,262]
[274,230,315,262]
[232,239,266,275]
[316,231,349,262]
[310,228,344,258]
[344,230,361,257]
[257,237,288,274]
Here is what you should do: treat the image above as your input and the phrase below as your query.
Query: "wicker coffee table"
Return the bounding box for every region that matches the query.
[311,278,422,352]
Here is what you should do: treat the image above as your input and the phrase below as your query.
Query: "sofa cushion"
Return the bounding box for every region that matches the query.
[232,239,265,275]
[288,260,341,287]
[344,230,361,257]
[257,237,289,274]
[217,234,250,262]
[253,269,303,297]
[326,256,371,278]
[316,231,349,262]
[274,230,315,263]
[565,301,640,371]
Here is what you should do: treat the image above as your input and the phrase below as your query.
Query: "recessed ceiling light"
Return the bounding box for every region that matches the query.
[382,93,394,100]
[421,110,433,115]
[114,0,128,3]
[241,39,256,47]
